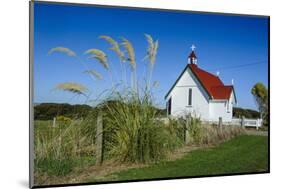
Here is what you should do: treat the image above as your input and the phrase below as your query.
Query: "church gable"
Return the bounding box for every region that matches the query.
[165,46,235,102]
[165,45,236,121]
[168,67,210,102]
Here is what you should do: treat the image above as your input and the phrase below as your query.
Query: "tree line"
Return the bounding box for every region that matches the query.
[34,103,92,120]
[34,102,260,121]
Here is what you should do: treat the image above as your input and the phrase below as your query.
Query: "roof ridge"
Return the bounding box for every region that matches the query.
[165,63,235,101]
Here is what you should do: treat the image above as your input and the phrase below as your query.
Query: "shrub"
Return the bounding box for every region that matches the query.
[56,115,72,126]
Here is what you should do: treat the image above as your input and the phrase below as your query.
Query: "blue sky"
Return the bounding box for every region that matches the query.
[34,2,268,110]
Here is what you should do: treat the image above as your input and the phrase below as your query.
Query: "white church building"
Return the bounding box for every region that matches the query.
[165,45,237,122]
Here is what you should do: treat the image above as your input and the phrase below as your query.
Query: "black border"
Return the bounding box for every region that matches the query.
[29,1,270,188]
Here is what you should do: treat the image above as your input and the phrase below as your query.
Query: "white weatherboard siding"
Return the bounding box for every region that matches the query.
[205,90,236,122]
[166,68,210,120]
[166,67,236,122]
[209,101,231,122]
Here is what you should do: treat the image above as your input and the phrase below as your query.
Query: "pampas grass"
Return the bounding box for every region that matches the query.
[121,38,136,70]
[85,49,107,57]
[102,91,182,163]
[100,35,127,84]
[121,38,137,91]
[83,70,103,80]
[43,34,163,166]
[84,48,115,87]
[48,47,76,57]
[48,46,100,84]
[85,49,109,70]
[55,82,88,96]
[144,34,158,66]
[144,34,159,90]
[99,35,125,62]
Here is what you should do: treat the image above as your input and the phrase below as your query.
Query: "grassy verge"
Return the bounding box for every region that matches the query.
[34,118,97,184]
[90,135,268,182]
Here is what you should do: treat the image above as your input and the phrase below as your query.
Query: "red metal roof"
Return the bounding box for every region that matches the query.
[188,64,233,100]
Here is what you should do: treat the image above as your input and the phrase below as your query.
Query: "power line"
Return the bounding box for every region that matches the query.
[209,60,267,71]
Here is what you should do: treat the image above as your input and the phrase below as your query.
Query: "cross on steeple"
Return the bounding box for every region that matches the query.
[188,44,197,65]
[191,44,196,51]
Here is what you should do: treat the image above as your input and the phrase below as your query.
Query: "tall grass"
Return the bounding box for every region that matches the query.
[198,124,245,145]
[175,116,245,145]
[34,112,98,176]
[99,35,126,84]
[144,34,159,90]
[121,38,137,91]
[101,91,183,163]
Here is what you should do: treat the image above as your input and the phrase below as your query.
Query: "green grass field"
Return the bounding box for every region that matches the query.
[34,120,96,180]
[91,135,268,182]
[34,120,268,185]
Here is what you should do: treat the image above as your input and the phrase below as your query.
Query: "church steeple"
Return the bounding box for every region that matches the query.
[188,44,197,65]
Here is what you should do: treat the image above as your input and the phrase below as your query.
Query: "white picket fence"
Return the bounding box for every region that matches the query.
[231,118,263,130]
[160,116,263,130]
[203,117,263,130]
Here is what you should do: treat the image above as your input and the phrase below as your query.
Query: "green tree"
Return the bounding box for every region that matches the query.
[251,82,268,126]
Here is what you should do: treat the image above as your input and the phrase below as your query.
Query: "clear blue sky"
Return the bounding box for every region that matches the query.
[34,2,268,110]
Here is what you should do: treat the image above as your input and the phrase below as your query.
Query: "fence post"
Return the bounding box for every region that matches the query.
[184,116,190,145]
[241,116,245,128]
[52,117,56,128]
[219,117,223,131]
[256,119,260,130]
[95,112,103,165]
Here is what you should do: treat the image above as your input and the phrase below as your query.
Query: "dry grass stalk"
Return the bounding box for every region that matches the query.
[83,70,103,80]
[121,38,137,90]
[99,35,125,62]
[48,47,76,57]
[144,34,159,90]
[144,34,159,66]
[55,82,88,96]
[100,35,127,84]
[121,38,136,70]
[153,81,159,88]
[85,49,109,70]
